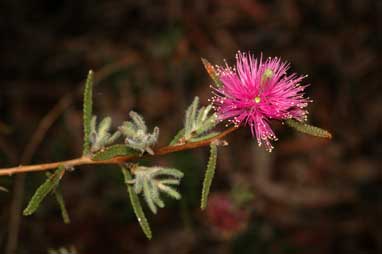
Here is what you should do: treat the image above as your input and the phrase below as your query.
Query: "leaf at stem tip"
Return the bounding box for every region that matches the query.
[201,58,223,88]
[83,70,94,155]
[285,119,332,139]
[121,165,152,240]
[92,144,139,161]
[201,143,218,210]
[54,187,71,224]
[185,97,199,139]
[23,165,66,216]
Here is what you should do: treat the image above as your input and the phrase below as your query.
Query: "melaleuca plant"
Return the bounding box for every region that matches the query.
[0,51,332,240]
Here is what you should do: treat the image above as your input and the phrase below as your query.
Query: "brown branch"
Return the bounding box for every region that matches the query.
[4,55,140,254]
[0,127,238,176]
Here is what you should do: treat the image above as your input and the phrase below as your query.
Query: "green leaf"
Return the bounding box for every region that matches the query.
[151,168,184,179]
[201,58,223,88]
[121,165,152,240]
[195,113,218,136]
[92,144,139,161]
[189,131,220,142]
[54,187,70,224]
[23,165,65,216]
[143,180,157,214]
[169,128,185,145]
[285,119,332,139]
[83,70,94,155]
[201,143,218,210]
[185,97,199,138]
[157,184,181,200]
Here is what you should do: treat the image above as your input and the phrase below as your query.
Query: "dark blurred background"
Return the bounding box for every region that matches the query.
[0,1,380,253]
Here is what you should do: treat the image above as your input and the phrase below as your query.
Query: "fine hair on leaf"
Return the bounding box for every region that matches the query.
[23,165,66,216]
[83,70,94,155]
[285,119,332,139]
[184,97,199,138]
[129,165,184,214]
[201,143,218,210]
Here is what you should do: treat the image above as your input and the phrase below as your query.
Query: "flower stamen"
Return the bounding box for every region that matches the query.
[254,96,261,103]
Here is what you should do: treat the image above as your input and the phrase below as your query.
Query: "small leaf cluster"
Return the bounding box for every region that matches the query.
[90,116,121,153]
[170,96,218,145]
[119,111,159,155]
[128,164,183,214]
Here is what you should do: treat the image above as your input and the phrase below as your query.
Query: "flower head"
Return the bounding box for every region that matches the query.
[210,51,310,151]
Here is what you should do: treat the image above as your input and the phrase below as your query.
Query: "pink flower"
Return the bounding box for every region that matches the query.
[211,52,310,151]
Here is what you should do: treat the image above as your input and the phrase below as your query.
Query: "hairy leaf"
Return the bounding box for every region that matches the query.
[157,184,181,200]
[83,70,94,155]
[92,144,138,161]
[23,165,65,216]
[201,143,218,210]
[130,111,147,133]
[183,97,218,141]
[286,119,332,139]
[151,168,184,179]
[185,97,199,138]
[159,179,180,185]
[121,165,152,239]
[143,180,157,214]
[195,114,218,136]
[54,187,70,224]
[149,181,165,209]
[169,128,185,145]
[189,131,220,142]
[201,58,223,88]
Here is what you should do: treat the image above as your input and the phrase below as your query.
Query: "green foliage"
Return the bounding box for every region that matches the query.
[129,165,183,214]
[119,111,159,155]
[185,96,199,138]
[285,119,332,139]
[83,70,94,155]
[121,165,152,240]
[201,58,223,88]
[189,131,220,142]
[201,143,218,210]
[92,144,139,161]
[23,165,65,216]
[170,97,218,146]
[54,187,71,224]
[169,128,185,145]
[89,116,121,153]
[177,97,219,142]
